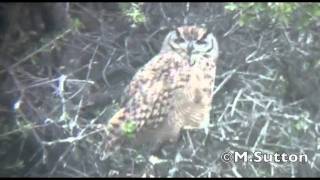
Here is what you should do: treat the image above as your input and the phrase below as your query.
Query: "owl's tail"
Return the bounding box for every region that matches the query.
[101,108,127,159]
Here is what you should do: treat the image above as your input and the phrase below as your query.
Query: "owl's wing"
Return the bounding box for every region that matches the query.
[119,52,185,130]
[104,52,185,155]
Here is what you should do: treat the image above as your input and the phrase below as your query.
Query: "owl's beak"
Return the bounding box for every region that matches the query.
[187,43,194,56]
[187,43,195,66]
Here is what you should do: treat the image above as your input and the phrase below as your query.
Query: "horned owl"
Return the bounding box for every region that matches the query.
[103,26,219,157]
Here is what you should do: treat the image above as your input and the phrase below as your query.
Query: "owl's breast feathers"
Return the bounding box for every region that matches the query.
[173,54,216,129]
[104,51,216,152]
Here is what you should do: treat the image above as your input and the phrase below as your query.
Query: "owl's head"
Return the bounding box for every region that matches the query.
[160,26,219,65]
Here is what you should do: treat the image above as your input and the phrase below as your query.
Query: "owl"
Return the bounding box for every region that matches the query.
[102,26,219,158]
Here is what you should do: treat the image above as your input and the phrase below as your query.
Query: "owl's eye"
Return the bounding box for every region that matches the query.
[174,37,185,44]
[196,39,207,45]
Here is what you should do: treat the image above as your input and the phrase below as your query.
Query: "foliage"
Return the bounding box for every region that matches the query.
[225,3,320,30]
[71,17,85,32]
[121,120,137,139]
[119,3,146,25]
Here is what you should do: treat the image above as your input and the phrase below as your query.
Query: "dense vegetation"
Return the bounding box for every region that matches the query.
[0,3,319,177]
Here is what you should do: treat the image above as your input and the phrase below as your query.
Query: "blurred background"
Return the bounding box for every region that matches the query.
[0,2,320,177]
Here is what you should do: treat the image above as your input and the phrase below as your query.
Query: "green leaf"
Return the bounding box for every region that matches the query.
[71,18,84,31]
[121,120,137,138]
[120,3,146,25]
[225,3,238,11]
[294,120,309,131]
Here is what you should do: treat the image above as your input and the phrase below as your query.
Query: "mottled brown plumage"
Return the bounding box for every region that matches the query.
[102,26,219,158]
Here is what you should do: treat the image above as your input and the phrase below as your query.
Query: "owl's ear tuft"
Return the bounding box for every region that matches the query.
[175,28,182,39]
[199,30,210,41]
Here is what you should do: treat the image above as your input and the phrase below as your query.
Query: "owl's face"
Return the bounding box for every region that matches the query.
[161,26,219,65]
